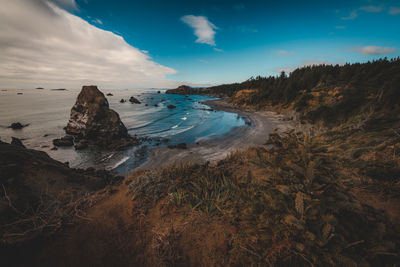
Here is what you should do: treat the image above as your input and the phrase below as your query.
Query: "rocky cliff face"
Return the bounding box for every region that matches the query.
[65,85,128,140]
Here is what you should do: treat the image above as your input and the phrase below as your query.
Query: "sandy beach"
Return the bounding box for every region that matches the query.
[138,99,293,170]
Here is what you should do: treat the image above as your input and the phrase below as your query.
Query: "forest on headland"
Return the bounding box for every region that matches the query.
[169,57,400,127]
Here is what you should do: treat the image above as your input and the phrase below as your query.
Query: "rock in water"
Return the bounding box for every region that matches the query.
[11,137,25,148]
[65,85,128,141]
[129,96,141,104]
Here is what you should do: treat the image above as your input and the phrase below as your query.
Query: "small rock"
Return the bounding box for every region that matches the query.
[74,140,88,150]
[157,90,161,94]
[154,104,159,107]
[167,104,176,109]
[11,137,25,148]
[106,93,113,96]
[129,96,141,104]
[8,122,28,130]
[120,99,126,103]
[17,93,23,95]
[53,136,74,147]
[161,138,169,143]
[51,147,58,150]
[177,143,187,149]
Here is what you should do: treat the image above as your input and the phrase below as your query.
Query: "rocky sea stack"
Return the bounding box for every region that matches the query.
[64,85,139,148]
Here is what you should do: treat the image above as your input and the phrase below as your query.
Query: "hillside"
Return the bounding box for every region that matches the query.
[3,58,400,266]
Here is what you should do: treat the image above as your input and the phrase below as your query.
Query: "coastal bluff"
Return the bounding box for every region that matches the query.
[165,85,209,95]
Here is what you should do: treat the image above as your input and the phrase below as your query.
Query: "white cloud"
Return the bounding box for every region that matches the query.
[213,48,223,52]
[360,5,384,13]
[92,18,103,25]
[277,50,290,55]
[389,7,400,15]
[236,25,258,33]
[353,46,396,55]
[51,0,78,10]
[181,15,218,46]
[0,0,177,89]
[341,10,358,20]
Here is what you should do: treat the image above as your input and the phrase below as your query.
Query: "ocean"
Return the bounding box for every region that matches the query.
[0,88,246,173]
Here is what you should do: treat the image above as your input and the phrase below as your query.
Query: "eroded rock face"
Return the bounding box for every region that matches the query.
[65,85,128,141]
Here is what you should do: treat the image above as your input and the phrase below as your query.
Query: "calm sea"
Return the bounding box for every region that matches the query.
[0,88,246,173]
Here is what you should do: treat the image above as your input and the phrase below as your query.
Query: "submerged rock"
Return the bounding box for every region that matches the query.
[167,104,176,109]
[129,96,141,104]
[65,85,128,140]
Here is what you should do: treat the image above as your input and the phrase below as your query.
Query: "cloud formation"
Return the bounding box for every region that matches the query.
[353,46,396,55]
[341,10,358,20]
[0,0,177,89]
[389,7,400,15]
[360,5,384,13]
[181,15,218,46]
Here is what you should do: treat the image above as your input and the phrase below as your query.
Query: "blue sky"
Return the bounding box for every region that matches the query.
[0,0,399,89]
[74,0,400,84]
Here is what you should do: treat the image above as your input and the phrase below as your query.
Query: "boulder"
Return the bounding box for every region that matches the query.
[11,137,25,148]
[8,122,28,130]
[65,85,128,141]
[53,136,74,147]
[177,143,187,149]
[129,96,141,104]
[74,140,88,150]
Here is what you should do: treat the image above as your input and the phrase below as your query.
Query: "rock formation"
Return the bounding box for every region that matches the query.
[129,96,141,104]
[65,85,128,142]
[8,122,29,129]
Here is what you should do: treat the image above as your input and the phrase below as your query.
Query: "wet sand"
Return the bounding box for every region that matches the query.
[137,99,293,170]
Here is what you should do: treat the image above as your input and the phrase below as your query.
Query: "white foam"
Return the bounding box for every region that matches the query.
[109,156,130,170]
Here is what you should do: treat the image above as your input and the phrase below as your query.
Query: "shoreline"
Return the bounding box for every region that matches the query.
[136,98,293,170]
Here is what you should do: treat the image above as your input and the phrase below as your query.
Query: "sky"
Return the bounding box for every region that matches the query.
[0,0,399,89]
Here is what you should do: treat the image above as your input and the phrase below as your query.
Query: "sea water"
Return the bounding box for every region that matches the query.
[0,88,246,173]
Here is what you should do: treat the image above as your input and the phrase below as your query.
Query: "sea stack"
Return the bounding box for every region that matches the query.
[65,85,128,142]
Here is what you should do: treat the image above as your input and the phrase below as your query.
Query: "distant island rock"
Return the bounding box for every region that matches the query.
[35,87,44,90]
[8,122,29,130]
[51,88,67,91]
[65,85,139,148]
[129,96,141,104]
[165,85,209,95]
